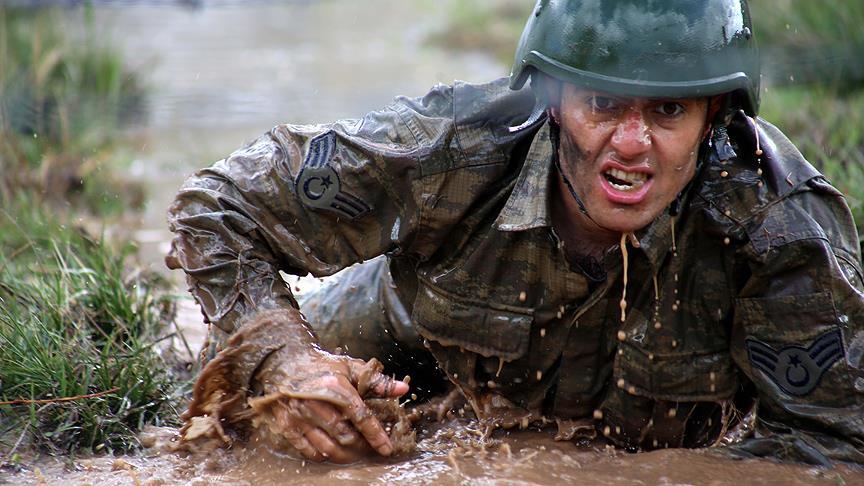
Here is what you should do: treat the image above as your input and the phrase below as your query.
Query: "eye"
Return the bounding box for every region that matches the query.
[586,95,620,112]
[656,102,685,117]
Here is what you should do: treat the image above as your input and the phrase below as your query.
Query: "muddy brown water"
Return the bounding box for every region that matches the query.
[7,423,863,485]
[8,2,863,485]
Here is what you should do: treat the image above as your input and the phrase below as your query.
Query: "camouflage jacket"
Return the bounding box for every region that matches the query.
[167,78,864,464]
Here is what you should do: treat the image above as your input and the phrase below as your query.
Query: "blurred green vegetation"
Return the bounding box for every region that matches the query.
[424,0,531,63]
[430,0,864,239]
[751,0,864,93]
[0,7,189,458]
[0,7,146,216]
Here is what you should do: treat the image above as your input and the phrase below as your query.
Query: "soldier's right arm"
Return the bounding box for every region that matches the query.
[165,85,464,461]
[166,78,536,461]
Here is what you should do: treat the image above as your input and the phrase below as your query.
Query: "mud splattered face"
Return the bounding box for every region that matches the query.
[551,85,709,236]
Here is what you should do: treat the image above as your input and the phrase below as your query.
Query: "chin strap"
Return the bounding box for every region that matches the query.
[548,115,602,227]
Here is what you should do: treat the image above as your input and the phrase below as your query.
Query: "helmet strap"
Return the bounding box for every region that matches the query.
[548,112,600,223]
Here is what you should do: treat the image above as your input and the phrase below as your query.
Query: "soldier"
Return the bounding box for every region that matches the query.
[167,0,864,465]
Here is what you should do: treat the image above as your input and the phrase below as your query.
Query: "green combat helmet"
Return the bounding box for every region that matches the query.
[510,0,761,115]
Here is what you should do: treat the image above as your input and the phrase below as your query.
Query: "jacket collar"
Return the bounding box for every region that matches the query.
[493,121,554,231]
[633,208,675,272]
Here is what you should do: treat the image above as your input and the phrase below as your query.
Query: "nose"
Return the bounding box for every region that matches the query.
[610,111,651,159]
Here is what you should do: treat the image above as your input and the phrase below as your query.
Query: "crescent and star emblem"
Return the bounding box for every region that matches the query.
[295,131,371,219]
[303,174,334,200]
[745,328,844,396]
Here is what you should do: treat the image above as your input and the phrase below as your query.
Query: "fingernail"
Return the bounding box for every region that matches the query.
[380,444,393,456]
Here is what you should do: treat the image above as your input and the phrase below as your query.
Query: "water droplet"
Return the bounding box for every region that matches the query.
[720,170,729,178]
[519,291,527,302]
[723,237,731,245]
[617,378,626,389]
[540,328,546,338]
[617,330,627,341]
[593,409,604,420]
[667,408,677,418]
[536,370,543,381]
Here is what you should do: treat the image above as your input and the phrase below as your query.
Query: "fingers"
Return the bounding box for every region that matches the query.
[271,401,325,462]
[274,399,361,463]
[303,426,368,464]
[308,375,395,456]
[348,359,409,398]
[342,391,394,456]
[303,400,361,446]
[291,433,326,462]
[372,376,410,398]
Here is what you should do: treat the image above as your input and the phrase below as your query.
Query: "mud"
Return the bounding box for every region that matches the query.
[7,423,862,485]
[174,309,415,463]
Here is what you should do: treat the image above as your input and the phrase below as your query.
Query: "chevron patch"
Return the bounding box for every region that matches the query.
[295,131,371,220]
[745,329,845,396]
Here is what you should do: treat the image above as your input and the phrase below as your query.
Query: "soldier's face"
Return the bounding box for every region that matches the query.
[551,85,709,235]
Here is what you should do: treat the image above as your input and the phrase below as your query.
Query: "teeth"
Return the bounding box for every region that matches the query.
[605,168,648,191]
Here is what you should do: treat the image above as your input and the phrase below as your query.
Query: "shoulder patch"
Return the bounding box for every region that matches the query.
[295,131,371,219]
[745,329,844,396]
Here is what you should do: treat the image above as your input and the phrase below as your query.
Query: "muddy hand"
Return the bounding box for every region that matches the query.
[252,347,408,463]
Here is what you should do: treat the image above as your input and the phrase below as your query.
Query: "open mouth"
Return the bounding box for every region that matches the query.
[603,168,650,192]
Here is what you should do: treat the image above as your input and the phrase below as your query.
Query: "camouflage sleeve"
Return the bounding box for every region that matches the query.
[729,189,864,465]
[165,85,459,334]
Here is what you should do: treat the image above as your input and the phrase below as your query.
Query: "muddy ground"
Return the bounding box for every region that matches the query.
[6,423,862,485]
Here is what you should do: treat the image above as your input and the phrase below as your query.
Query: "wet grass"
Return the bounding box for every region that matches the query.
[0,8,190,460]
[0,196,190,457]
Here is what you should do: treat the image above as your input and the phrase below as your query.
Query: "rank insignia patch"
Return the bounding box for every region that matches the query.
[745,329,844,396]
[295,131,371,219]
